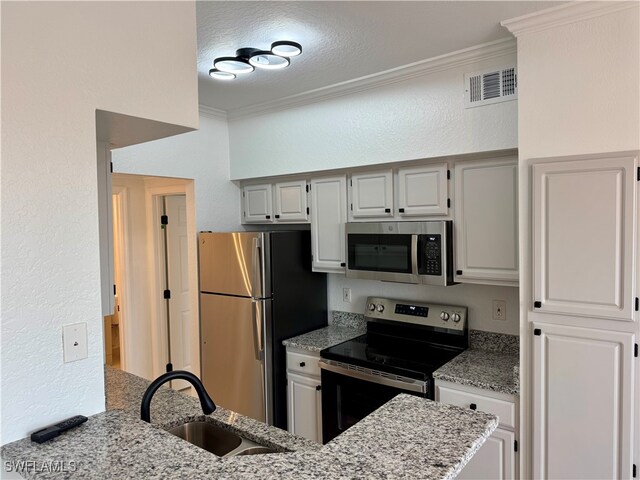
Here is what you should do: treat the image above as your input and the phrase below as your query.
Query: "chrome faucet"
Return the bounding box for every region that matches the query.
[140,370,216,423]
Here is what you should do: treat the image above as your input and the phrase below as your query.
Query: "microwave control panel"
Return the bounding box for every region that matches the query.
[422,235,442,276]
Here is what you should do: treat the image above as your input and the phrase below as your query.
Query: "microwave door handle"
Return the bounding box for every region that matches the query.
[411,234,419,276]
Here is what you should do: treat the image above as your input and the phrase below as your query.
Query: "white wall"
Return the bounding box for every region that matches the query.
[112,113,241,233]
[1,1,197,445]
[228,48,518,180]
[329,275,519,335]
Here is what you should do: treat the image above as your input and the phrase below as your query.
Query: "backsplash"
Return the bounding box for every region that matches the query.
[330,311,367,330]
[469,330,519,356]
[327,274,519,336]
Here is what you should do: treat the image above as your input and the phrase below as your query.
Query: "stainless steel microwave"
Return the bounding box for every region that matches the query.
[345,221,454,286]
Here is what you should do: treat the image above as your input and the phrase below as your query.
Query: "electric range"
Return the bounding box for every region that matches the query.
[319,296,468,443]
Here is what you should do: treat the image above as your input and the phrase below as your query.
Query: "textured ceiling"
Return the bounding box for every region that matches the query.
[197,1,562,112]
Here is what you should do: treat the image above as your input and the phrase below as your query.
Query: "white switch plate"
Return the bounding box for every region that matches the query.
[492,300,507,321]
[63,322,88,363]
[343,288,352,303]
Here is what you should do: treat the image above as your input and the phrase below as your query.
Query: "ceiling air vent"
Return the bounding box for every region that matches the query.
[464,66,517,108]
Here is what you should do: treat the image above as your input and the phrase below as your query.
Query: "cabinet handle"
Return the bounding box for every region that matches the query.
[384,208,391,213]
[316,385,322,391]
[275,214,280,219]
[299,362,305,367]
[340,262,346,267]
[398,208,405,213]
[265,215,271,219]
[469,403,477,410]
[534,301,542,308]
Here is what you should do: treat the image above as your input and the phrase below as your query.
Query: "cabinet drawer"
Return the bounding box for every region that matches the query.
[287,351,321,377]
[437,385,516,429]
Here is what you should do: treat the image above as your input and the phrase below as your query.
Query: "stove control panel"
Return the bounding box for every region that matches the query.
[365,297,467,332]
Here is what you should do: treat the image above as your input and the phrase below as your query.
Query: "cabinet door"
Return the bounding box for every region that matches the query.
[310,176,347,273]
[274,180,308,223]
[454,158,518,284]
[532,153,637,321]
[457,428,515,480]
[397,163,448,216]
[349,170,393,218]
[243,184,273,223]
[287,372,322,443]
[532,323,635,479]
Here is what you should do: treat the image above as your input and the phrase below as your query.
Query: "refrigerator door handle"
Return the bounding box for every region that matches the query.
[251,300,264,361]
[252,237,263,299]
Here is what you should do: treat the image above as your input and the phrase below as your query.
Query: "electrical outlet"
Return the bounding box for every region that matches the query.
[63,322,88,363]
[493,300,507,321]
[343,288,352,303]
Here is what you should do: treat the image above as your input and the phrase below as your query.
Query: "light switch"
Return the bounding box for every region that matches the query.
[63,322,88,363]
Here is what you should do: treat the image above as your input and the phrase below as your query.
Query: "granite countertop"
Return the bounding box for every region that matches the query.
[2,367,497,479]
[282,324,365,352]
[433,347,519,396]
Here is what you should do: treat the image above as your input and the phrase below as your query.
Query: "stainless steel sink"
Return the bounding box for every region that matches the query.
[233,446,278,456]
[168,421,279,457]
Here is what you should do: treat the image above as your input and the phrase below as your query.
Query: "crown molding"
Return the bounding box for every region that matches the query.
[226,37,516,120]
[501,1,639,37]
[198,104,227,119]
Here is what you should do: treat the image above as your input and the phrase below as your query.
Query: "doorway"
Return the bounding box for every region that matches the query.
[104,188,126,370]
[103,174,200,393]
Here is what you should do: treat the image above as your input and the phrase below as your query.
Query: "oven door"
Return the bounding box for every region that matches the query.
[320,360,429,444]
[346,230,419,283]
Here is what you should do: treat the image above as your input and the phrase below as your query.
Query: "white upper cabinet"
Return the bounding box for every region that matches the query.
[274,180,308,223]
[349,170,393,219]
[397,164,448,216]
[242,181,309,224]
[532,153,637,321]
[454,158,518,285]
[310,176,347,273]
[242,184,273,223]
[532,322,635,480]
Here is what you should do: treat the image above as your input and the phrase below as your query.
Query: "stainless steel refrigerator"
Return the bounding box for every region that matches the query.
[198,230,327,429]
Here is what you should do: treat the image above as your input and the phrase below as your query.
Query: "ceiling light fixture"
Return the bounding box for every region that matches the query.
[208,69,236,80]
[271,41,302,57]
[210,40,302,81]
[213,55,254,75]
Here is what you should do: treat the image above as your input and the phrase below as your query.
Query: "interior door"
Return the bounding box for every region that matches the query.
[165,195,191,391]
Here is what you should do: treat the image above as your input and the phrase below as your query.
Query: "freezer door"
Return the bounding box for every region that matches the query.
[200,293,268,422]
[199,232,268,298]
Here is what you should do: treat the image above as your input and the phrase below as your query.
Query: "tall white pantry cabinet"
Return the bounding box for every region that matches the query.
[529,152,639,479]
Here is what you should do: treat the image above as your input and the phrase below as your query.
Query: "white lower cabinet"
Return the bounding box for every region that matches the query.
[286,348,322,443]
[436,380,518,480]
[532,322,635,480]
[457,428,515,480]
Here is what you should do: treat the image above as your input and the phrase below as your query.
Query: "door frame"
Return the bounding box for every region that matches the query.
[111,186,129,370]
[145,179,199,381]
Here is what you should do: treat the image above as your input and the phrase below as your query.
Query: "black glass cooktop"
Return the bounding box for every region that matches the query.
[320,333,463,381]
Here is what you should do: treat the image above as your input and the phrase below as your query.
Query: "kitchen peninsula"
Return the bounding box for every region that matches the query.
[1,367,497,479]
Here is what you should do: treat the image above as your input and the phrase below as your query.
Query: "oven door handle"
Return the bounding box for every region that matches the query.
[319,360,427,394]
